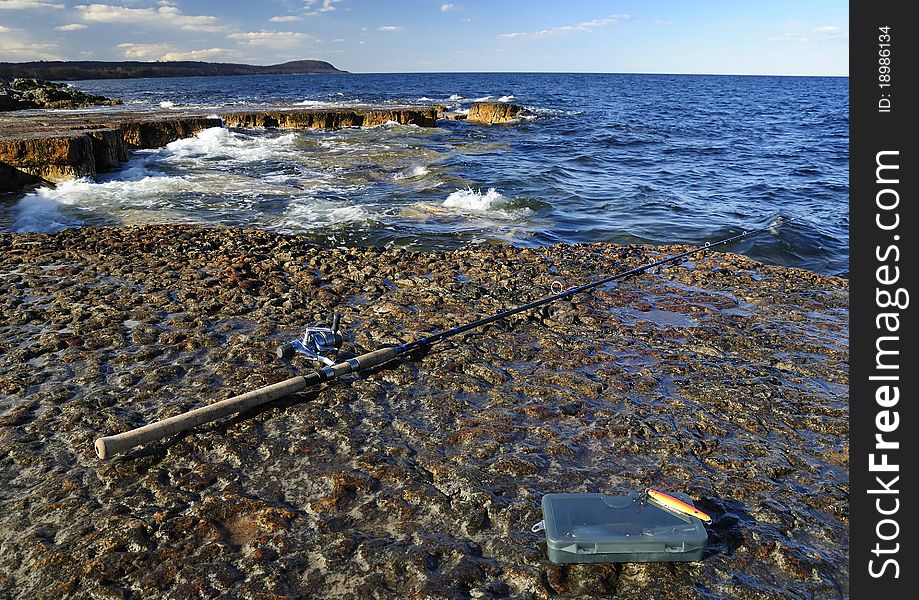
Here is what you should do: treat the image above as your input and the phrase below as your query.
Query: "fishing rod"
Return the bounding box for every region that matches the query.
[94,217,787,459]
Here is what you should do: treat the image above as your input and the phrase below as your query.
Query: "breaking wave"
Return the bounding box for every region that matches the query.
[443,187,508,211]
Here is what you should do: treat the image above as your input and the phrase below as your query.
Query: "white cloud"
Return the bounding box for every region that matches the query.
[0,25,9,31]
[772,24,848,44]
[812,25,847,39]
[116,42,239,62]
[76,3,227,32]
[117,42,174,59]
[332,38,346,42]
[0,40,60,59]
[304,0,342,15]
[440,3,454,12]
[54,23,88,31]
[269,15,300,23]
[0,0,63,9]
[498,14,628,40]
[161,48,236,62]
[228,30,315,47]
[378,25,403,32]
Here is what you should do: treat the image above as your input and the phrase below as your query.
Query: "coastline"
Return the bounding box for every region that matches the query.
[0,224,848,597]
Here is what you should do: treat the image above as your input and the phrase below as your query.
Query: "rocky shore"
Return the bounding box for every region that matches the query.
[0,225,848,598]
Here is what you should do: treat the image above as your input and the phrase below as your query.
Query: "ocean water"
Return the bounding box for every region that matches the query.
[6,73,848,276]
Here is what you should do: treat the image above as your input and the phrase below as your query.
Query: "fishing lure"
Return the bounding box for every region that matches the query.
[645,488,713,524]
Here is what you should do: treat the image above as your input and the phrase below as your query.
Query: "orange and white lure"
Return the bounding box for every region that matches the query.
[645,488,713,524]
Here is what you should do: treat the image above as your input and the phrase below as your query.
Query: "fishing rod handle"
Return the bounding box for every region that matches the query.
[94,374,312,459]
[319,347,399,378]
[94,347,400,459]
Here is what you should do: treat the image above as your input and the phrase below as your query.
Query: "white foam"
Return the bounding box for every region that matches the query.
[471,95,495,102]
[283,198,368,229]
[448,94,463,101]
[11,164,196,232]
[443,187,507,211]
[393,165,429,180]
[12,192,84,232]
[163,127,297,163]
[159,100,177,109]
[497,95,516,102]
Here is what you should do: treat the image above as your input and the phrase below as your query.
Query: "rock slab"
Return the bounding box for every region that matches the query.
[0,225,849,599]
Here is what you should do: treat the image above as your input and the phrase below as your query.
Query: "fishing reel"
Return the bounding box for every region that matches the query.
[276,311,344,366]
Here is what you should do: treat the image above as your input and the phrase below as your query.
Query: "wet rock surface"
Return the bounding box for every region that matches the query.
[467,103,525,124]
[0,226,848,598]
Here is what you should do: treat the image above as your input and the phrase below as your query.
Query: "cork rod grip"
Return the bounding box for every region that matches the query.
[94,347,401,459]
[94,375,310,459]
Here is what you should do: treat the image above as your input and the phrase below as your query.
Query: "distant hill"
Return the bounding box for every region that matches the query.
[0,59,348,81]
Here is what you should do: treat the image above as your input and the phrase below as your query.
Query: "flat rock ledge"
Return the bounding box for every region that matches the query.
[0,225,848,599]
[0,106,438,192]
[0,102,523,193]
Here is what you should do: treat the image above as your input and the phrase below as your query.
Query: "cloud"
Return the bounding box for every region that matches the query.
[812,25,847,39]
[0,39,60,59]
[0,0,63,9]
[498,14,628,40]
[0,25,9,32]
[378,25,403,32]
[228,30,316,47]
[772,25,848,44]
[75,3,227,32]
[54,23,88,31]
[441,3,454,12]
[117,42,174,59]
[117,42,239,62]
[304,0,342,15]
[269,15,300,23]
[161,48,236,62]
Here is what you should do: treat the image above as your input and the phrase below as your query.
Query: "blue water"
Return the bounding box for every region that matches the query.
[12,73,848,276]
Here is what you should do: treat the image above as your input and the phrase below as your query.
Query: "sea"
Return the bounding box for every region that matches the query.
[4,73,849,277]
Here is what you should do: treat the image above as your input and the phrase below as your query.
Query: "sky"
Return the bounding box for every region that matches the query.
[0,0,848,76]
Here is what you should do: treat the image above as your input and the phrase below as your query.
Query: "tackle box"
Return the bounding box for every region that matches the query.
[535,492,708,564]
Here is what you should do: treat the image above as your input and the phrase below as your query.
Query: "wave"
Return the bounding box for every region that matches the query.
[11,169,194,233]
[393,165,430,180]
[163,127,298,162]
[443,187,508,211]
[282,198,368,230]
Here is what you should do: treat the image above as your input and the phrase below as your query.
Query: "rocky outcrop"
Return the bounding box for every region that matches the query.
[118,117,224,149]
[0,78,121,111]
[0,107,436,191]
[0,162,42,193]
[221,107,437,129]
[466,102,524,124]
[0,134,97,183]
[0,117,222,186]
